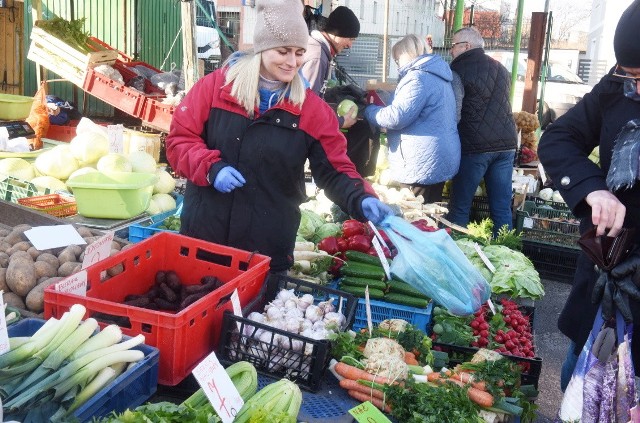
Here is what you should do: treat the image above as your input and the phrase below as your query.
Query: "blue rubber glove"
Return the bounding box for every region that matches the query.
[213,166,246,193]
[361,197,394,225]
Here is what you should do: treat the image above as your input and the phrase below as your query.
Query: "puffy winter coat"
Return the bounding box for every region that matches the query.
[450,48,517,153]
[364,54,460,185]
[166,68,376,271]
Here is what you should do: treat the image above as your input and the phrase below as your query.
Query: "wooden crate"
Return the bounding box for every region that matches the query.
[27,22,118,87]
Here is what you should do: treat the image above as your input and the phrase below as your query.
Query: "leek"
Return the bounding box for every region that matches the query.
[68,324,122,361]
[64,366,116,415]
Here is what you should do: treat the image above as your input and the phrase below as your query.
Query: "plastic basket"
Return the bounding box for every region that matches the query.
[522,239,580,283]
[17,193,77,217]
[352,299,433,333]
[525,195,571,211]
[8,318,159,422]
[515,200,580,247]
[217,275,358,392]
[0,176,50,203]
[441,194,492,223]
[44,232,271,385]
[128,200,183,243]
[82,68,147,117]
[140,96,175,133]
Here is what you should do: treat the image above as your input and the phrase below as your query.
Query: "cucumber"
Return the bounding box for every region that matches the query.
[339,284,385,299]
[382,293,430,308]
[340,261,386,280]
[344,250,389,266]
[341,276,387,291]
[388,280,429,299]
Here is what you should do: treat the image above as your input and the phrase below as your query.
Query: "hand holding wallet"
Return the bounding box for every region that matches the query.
[578,227,636,271]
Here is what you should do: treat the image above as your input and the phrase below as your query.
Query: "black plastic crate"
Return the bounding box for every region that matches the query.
[441,194,491,223]
[217,275,358,392]
[525,195,571,211]
[522,239,579,283]
[515,200,580,248]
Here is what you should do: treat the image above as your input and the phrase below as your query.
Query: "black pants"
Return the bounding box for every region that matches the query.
[399,181,446,204]
[344,120,380,177]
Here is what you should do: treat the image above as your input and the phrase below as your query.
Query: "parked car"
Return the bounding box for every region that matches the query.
[488,52,593,128]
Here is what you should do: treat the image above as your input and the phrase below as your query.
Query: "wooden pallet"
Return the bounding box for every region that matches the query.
[27,22,118,87]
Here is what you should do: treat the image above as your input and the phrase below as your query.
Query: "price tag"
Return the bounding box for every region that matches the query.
[107,124,124,154]
[348,401,392,422]
[0,293,10,355]
[82,232,114,269]
[523,216,534,229]
[55,270,88,296]
[538,162,547,185]
[230,289,243,332]
[473,243,496,274]
[371,237,391,280]
[365,287,373,336]
[368,222,390,251]
[192,351,244,423]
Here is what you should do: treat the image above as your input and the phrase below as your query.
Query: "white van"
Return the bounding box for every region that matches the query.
[196,0,222,60]
[487,52,592,128]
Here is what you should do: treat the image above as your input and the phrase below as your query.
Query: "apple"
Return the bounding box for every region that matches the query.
[337,99,358,119]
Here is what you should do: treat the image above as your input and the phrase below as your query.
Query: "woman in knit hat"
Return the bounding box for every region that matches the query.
[166,0,391,274]
[538,0,640,398]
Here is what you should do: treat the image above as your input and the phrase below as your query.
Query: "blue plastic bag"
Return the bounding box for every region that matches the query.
[380,216,490,316]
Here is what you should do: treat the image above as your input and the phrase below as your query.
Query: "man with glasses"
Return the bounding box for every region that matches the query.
[445,26,517,237]
[538,0,640,393]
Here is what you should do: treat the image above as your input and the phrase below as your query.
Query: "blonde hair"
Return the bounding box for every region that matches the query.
[223,51,307,117]
[392,34,428,63]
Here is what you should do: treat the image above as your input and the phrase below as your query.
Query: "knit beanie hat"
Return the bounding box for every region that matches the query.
[614,0,640,67]
[324,6,360,38]
[253,0,309,53]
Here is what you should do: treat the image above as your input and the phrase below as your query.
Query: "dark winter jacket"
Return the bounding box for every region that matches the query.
[538,68,640,369]
[450,48,517,153]
[166,67,376,271]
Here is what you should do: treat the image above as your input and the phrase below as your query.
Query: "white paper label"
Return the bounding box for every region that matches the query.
[0,293,10,355]
[24,225,86,251]
[368,221,390,251]
[365,287,373,336]
[523,217,534,229]
[192,352,244,423]
[538,162,547,185]
[473,243,496,274]
[82,232,114,269]
[371,237,391,280]
[230,289,242,332]
[55,270,88,296]
[107,124,124,154]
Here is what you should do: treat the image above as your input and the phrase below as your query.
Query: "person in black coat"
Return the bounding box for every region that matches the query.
[538,0,640,390]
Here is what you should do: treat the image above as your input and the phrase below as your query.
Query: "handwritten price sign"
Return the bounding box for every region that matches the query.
[55,270,88,296]
[82,232,114,270]
[192,351,244,423]
[0,293,9,355]
[349,401,392,423]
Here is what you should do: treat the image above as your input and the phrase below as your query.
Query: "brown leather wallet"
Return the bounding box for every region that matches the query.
[578,227,636,271]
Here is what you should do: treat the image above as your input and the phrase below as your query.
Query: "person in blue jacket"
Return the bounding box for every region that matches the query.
[363,34,461,203]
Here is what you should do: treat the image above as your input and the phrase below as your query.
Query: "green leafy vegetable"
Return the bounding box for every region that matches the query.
[39,17,92,54]
[95,401,221,422]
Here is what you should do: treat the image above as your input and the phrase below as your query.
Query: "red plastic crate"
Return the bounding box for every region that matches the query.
[140,97,175,133]
[43,232,271,385]
[83,68,147,118]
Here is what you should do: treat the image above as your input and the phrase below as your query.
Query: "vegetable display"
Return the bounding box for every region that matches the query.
[1,304,146,422]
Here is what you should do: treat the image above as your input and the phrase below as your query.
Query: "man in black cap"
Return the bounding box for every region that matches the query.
[538,0,640,395]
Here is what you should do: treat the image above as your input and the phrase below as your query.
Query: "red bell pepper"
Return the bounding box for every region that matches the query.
[342,219,366,238]
[336,237,349,253]
[347,234,371,253]
[317,236,340,255]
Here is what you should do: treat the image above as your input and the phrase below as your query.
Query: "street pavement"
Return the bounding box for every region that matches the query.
[532,278,572,422]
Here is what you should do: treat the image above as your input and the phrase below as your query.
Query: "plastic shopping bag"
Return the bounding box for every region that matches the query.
[380,216,491,316]
[557,306,637,422]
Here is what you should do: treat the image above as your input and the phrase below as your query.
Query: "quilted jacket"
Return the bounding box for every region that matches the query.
[450,48,517,154]
[364,54,460,185]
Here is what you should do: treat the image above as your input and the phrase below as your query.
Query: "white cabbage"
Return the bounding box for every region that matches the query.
[0,158,35,181]
[127,151,157,174]
[151,193,176,213]
[145,198,161,215]
[69,132,109,166]
[30,175,67,192]
[153,169,176,194]
[97,153,132,173]
[34,145,79,180]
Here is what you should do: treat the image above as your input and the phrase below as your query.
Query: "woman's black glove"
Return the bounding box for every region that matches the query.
[593,248,640,322]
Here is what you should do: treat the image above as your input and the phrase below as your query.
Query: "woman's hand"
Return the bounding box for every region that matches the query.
[585,190,626,236]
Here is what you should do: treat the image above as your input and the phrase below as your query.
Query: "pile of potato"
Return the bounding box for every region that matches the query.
[0,224,128,316]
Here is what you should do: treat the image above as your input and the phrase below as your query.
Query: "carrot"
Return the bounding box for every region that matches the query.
[334,362,395,384]
[347,390,392,413]
[339,379,386,400]
[434,376,495,407]
[404,351,419,365]
[450,371,487,391]
[427,372,442,382]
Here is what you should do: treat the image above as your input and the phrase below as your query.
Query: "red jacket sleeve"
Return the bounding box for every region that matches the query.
[165,71,224,186]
